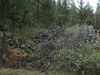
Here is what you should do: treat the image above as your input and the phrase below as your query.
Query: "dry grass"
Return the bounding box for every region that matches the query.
[0,68,40,75]
[0,68,76,75]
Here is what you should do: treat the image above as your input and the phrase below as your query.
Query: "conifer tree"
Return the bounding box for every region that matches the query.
[55,0,63,26]
[84,3,94,25]
[0,0,33,65]
[77,0,85,24]
[94,0,100,30]
[41,0,54,27]
[61,0,70,25]
[68,0,78,26]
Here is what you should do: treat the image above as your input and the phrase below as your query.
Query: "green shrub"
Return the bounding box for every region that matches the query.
[54,43,100,75]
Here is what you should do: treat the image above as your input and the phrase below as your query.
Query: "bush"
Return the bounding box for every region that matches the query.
[54,43,100,75]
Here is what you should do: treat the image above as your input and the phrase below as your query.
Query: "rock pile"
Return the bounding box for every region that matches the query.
[56,25,97,50]
[0,25,98,71]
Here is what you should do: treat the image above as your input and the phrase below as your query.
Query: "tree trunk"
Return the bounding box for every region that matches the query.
[0,29,7,66]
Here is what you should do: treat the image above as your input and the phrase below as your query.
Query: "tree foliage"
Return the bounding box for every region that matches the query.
[0,0,95,29]
[94,1,100,30]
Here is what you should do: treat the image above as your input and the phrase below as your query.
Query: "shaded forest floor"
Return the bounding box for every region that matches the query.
[0,68,76,75]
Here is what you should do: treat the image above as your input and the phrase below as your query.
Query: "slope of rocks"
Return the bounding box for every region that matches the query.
[0,25,99,71]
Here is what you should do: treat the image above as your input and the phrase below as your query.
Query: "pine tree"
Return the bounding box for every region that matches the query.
[51,0,56,26]
[55,0,70,26]
[55,0,62,26]
[68,0,78,26]
[40,0,54,27]
[77,0,85,24]
[84,3,94,25]
[32,0,41,26]
[0,0,33,32]
[77,0,94,25]
[61,0,70,25]
[0,0,33,65]
[94,0,100,30]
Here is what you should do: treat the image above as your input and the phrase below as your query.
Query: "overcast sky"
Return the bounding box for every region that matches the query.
[56,0,99,12]
[75,0,98,12]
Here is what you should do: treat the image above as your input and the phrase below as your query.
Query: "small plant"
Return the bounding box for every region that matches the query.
[54,43,100,75]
